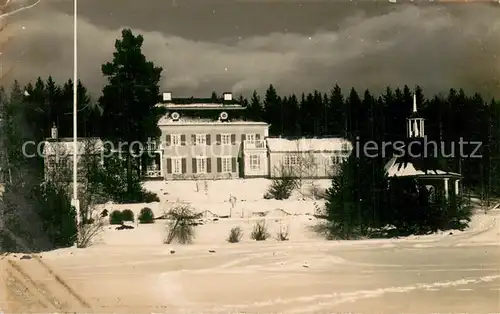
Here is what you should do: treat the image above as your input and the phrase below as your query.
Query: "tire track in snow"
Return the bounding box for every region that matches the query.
[203,274,500,313]
[0,0,40,19]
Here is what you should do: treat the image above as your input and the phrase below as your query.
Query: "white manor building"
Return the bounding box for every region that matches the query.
[42,92,352,181]
[267,137,352,179]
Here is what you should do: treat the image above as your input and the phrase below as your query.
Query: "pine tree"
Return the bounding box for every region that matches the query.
[98,29,165,200]
[283,94,300,136]
[325,154,360,239]
[346,88,361,139]
[1,81,77,252]
[247,90,262,121]
[327,84,345,136]
[263,85,281,135]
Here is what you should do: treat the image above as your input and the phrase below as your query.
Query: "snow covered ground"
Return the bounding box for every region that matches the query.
[3,180,499,313]
[97,178,331,219]
[35,208,499,313]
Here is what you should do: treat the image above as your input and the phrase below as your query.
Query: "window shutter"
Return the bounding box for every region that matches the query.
[256,134,260,140]
[165,135,171,146]
[191,134,196,145]
[192,158,197,173]
[206,134,211,145]
[181,134,186,146]
[181,158,187,173]
[231,134,236,145]
[231,157,237,172]
[166,158,172,174]
[217,158,222,172]
[216,134,221,145]
[207,158,212,173]
[241,134,246,143]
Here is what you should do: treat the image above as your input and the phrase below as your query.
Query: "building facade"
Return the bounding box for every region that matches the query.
[155,92,270,180]
[40,93,352,182]
[267,137,352,179]
[43,125,104,182]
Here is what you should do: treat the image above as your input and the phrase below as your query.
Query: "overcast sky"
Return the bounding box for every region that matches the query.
[1,0,500,100]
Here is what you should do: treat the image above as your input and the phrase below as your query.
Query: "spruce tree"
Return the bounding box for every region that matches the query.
[247,90,263,121]
[263,85,281,135]
[98,29,165,200]
[325,154,360,239]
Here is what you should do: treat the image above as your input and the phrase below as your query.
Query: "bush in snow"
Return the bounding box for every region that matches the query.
[251,221,270,241]
[265,164,297,200]
[121,209,134,222]
[109,210,123,225]
[227,227,243,243]
[276,225,289,241]
[164,205,202,244]
[138,207,155,224]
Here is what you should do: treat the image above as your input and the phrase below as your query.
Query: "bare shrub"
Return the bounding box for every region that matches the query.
[276,225,289,241]
[227,227,243,243]
[77,217,105,248]
[309,183,327,199]
[250,221,270,241]
[164,205,202,244]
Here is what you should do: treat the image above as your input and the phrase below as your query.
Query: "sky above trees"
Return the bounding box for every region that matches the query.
[2,0,500,98]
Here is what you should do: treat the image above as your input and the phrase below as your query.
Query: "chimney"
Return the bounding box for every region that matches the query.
[163,92,172,102]
[51,122,58,139]
[223,92,232,101]
[413,93,417,113]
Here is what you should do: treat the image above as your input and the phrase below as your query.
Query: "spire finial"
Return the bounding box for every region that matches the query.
[413,93,417,113]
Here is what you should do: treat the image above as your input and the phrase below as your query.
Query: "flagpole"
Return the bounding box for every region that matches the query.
[72,0,80,245]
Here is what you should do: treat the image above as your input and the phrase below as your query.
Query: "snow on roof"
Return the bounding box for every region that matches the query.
[266,137,352,153]
[386,159,461,178]
[158,117,268,126]
[160,103,245,110]
[42,138,105,156]
[158,97,241,106]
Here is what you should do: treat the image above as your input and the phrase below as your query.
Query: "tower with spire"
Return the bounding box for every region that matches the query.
[384,91,462,200]
[407,93,424,139]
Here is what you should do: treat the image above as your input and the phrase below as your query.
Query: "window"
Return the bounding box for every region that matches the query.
[221,156,232,172]
[221,134,231,145]
[331,155,346,165]
[171,134,181,146]
[196,134,206,145]
[196,157,207,173]
[284,155,298,166]
[249,155,260,170]
[172,158,182,174]
[246,134,256,143]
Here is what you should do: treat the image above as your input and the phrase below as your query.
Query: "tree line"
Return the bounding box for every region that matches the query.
[7,76,500,198]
